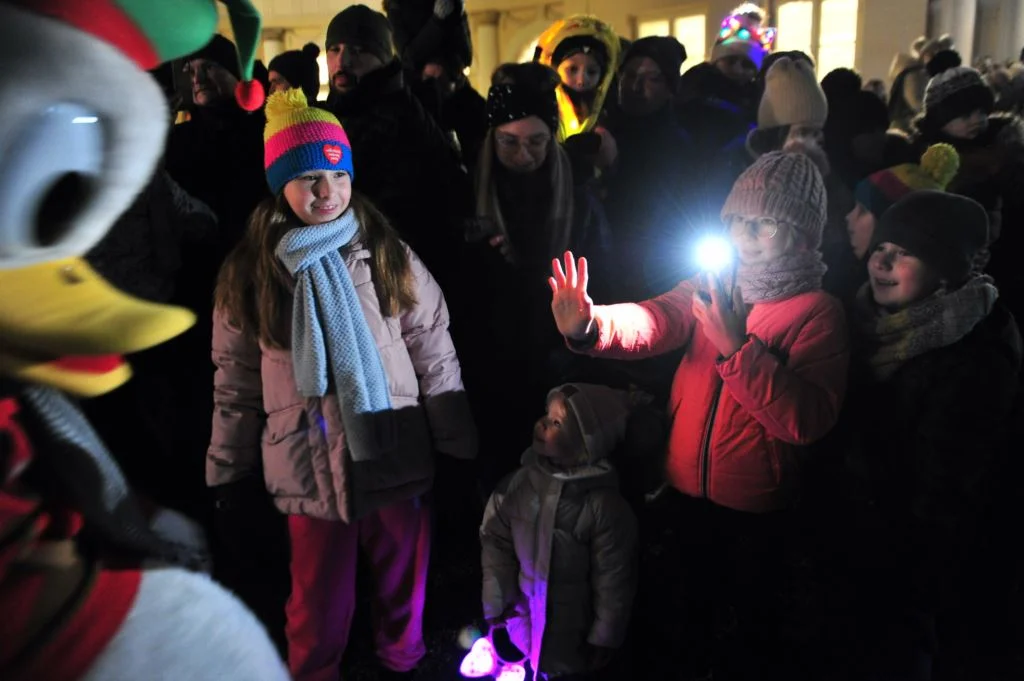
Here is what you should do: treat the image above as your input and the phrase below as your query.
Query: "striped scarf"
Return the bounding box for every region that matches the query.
[854,275,998,381]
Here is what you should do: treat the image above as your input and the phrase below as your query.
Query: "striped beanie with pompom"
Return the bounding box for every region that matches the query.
[264,88,353,195]
[15,0,266,110]
[855,143,959,220]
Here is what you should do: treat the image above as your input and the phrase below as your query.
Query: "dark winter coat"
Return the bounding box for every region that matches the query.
[441,83,487,173]
[840,302,1022,604]
[162,104,269,480]
[481,451,637,675]
[164,104,268,256]
[86,170,217,304]
[604,105,698,301]
[913,113,1024,321]
[323,60,472,289]
[385,0,472,74]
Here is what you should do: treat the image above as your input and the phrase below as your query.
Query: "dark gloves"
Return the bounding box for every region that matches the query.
[433,0,463,19]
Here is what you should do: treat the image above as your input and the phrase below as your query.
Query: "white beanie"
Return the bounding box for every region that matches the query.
[757,56,828,128]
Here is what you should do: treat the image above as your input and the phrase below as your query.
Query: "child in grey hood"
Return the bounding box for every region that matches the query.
[480,383,638,679]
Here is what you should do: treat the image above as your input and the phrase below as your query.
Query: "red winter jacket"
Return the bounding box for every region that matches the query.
[580,280,849,512]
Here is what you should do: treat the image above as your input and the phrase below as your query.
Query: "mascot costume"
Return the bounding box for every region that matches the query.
[0,1,288,679]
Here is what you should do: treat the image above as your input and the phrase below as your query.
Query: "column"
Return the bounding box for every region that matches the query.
[948,0,977,63]
[472,12,501,95]
[1009,0,1024,61]
[262,33,284,64]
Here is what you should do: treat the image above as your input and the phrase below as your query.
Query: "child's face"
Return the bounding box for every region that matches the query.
[283,170,352,225]
[846,202,876,260]
[868,242,943,311]
[727,214,797,265]
[533,394,583,464]
[941,110,988,140]
[558,53,602,93]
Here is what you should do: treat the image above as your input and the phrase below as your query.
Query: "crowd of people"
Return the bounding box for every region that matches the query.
[77,1,1024,680]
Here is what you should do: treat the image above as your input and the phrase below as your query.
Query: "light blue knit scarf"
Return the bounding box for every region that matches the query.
[275,210,392,450]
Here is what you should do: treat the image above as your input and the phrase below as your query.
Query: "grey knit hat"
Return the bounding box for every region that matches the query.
[721,151,827,249]
[922,66,994,129]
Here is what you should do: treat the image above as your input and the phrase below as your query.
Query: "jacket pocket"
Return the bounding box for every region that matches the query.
[262,405,317,499]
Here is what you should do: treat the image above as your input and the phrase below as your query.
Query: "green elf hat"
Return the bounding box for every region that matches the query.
[11,0,266,110]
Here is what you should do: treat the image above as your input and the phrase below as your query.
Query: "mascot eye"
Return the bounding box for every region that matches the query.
[0,102,103,258]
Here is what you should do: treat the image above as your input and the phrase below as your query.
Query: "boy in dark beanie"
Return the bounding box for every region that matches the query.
[267,43,321,103]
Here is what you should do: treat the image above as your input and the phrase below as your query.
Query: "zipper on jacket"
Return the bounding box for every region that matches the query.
[699,379,724,499]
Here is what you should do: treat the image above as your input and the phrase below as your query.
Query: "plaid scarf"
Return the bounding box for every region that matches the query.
[854,275,998,381]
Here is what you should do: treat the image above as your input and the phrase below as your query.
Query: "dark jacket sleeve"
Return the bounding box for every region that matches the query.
[587,490,638,648]
[480,474,521,621]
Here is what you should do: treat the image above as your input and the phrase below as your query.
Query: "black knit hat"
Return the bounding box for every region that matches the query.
[326,5,395,66]
[926,49,962,77]
[921,66,994,131]
[551,36,609,74]
[187,34,241,80]
[870,190,988,285]
[621,36,687,92]
[268,43,322,103]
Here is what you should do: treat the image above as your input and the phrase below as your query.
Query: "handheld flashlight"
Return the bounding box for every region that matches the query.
[693,235,736,306]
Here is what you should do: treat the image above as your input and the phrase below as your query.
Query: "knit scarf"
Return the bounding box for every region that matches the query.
[854,275,998,381]
[275,211,392,461]
[736,250,828,304]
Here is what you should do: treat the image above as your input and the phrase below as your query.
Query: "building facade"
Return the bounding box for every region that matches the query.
[218,0,1023,99]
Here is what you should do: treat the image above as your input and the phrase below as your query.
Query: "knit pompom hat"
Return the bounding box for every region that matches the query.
[549,383,631,464]
[922,66,994,130]
[264,89,353,194]
[710,3,775,71]
[722,151,827,249]
[22,0,266,110]
[268,43,322,104]
[757,56,829,129]
[855,143,959,220]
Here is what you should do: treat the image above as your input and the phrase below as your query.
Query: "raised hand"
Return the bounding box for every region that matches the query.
[549,251,595,341]
[692,272,748,358]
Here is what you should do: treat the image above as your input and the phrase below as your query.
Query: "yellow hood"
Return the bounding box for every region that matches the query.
[0,258,195,397]
[535,15,620,141]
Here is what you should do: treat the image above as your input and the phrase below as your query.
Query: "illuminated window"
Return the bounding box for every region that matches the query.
[519,39,539,64]
[638,19,671,38]
[776,1,814,58]
[317,54,329,101]
[674,15,707,63]
[817,0,858,77]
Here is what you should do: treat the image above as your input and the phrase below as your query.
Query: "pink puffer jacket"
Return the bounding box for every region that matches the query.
[206,242,477,522]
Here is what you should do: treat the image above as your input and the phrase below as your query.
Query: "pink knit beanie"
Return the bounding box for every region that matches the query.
[721,151,827,249]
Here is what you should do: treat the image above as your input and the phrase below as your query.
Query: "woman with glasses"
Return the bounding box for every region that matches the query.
[464,62,611,488]
[547,151,849,680]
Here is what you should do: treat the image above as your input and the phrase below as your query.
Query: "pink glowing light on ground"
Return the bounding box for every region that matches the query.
[495,663,527,681]
[459,637,497,678]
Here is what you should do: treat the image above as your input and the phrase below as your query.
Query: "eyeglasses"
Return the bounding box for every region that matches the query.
[727,215,782,239]
[495,134,551,152]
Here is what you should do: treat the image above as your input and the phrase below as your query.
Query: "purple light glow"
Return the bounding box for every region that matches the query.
[460,637,497,678]
[495,664,527,681]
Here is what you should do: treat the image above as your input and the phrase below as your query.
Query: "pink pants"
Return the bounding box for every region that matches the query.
[285,498,430,681]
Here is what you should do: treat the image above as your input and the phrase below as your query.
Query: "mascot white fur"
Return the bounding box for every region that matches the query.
[0,1,288,679]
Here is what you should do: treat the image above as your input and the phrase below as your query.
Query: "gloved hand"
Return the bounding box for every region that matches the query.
[211,476,286,577]
[587,644,616,670]
[433,0,460,19]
